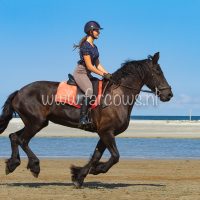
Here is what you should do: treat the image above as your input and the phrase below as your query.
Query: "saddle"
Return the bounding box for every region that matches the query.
[55,74,103,109]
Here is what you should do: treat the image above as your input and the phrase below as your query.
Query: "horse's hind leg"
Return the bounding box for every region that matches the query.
[18,121,48,177]
[5,128,24,175]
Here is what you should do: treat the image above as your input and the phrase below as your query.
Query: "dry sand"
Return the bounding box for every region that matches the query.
[1,159,200,200]
[1,118,200,138]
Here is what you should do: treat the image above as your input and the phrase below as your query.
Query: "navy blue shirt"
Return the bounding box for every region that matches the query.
[78,41,99,66]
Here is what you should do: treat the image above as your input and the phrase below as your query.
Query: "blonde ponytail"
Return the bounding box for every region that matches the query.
[73,35,87,50]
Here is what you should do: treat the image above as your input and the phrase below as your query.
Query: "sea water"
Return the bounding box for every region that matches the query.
[0,137,200,159]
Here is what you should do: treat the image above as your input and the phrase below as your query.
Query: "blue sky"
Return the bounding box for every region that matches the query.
[0,0,200,116]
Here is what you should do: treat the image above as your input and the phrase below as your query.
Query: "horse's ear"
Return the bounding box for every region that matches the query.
[152,52,160,64]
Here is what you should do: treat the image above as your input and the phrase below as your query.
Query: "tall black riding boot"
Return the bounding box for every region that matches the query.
[79,96,92,127]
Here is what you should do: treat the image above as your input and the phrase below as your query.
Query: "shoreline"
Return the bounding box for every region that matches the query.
[1,118,200,138]
[1,156,200,160]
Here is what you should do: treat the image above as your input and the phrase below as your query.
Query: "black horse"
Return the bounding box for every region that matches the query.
[0,52,173,187]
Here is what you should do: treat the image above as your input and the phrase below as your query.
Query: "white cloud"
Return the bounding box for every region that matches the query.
[173,94,200,105]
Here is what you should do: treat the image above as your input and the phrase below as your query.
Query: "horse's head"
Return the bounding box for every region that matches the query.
[146,52,173,102]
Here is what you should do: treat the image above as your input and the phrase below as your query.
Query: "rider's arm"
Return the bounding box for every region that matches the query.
[95,59,108,74]
[83,55,104,76]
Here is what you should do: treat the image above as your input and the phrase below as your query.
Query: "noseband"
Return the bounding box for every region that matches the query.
[157,85,171,91]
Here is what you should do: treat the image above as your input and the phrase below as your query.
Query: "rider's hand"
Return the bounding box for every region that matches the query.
[103,73,112,81]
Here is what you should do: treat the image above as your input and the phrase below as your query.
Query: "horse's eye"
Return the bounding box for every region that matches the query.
[156,67,160,72]
[155,65,161,74]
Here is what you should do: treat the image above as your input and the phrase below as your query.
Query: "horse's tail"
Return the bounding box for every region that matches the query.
[0,91,18,134]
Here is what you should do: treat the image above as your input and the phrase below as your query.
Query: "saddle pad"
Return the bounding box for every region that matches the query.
[55,81,103,109]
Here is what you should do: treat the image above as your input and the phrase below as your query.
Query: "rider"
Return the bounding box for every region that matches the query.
[73,21,112,127]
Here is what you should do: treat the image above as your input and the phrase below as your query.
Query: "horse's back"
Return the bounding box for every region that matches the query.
[12,81,60,114]
[19,80,59,92]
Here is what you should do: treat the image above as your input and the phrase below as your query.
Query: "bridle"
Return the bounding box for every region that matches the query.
[147,60,171,95]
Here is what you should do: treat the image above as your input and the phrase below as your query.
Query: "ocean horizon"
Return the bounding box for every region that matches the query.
[130,115,200,121]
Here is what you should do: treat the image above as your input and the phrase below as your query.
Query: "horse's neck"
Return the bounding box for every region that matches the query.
[119,75,144,96]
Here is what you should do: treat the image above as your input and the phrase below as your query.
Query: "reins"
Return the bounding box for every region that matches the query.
[102,79,154,97]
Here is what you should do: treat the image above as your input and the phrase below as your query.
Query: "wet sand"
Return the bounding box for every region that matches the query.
[1,159,200,200]
[1,118,200,138]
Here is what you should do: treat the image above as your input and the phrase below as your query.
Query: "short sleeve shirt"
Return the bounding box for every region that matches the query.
[78,41,99,66]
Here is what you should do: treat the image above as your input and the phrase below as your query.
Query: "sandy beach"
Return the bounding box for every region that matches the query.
[0,159,200,200]
[1,118,200,138]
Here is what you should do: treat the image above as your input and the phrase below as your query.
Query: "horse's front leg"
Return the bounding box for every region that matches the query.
[71,131,120,187]
[90,131,120,175]
[70,139,106,187]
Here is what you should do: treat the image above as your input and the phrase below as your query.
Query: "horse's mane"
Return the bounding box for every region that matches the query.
[112,59,148,84]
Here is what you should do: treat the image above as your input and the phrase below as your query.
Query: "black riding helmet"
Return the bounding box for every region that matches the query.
[84,21,103,34]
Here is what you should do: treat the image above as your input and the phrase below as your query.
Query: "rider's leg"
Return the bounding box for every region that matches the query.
[73,72,93,126]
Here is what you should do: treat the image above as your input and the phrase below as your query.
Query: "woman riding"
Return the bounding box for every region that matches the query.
[73,21,112,127]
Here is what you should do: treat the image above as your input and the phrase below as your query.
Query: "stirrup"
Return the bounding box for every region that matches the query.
[78,121,92,129]
[79,114,92,124]
[78,114,92,129]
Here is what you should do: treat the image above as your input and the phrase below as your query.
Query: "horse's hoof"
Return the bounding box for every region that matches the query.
[27,160,40,177]
[5,159,20,175]
[70,165,84,188]
[27,167,40,178]
[5,163,10,175]
[72,180,82,188]
[31,171,39,178]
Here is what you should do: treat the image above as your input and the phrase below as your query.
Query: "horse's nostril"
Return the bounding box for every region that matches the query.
[168,93,173,98]
[156,90,161,96]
